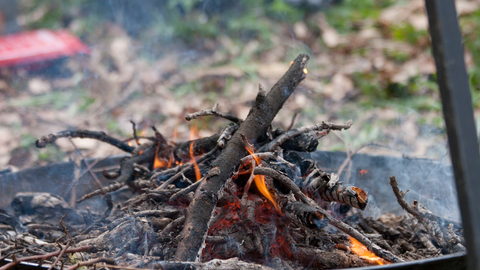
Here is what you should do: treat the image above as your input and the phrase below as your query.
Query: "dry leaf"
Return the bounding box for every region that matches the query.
[456,0,480,15]
[322,73,353,102]
[317,14,346,48]
[28,78,51,94]
[294,21,309,40]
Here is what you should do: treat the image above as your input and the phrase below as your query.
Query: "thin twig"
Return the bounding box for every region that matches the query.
[36,130,135,153]
[130,120,141,146]
[185,103,243,124]
[0,246,94,270]
[287,111,299,131]
[76,181,126,203]
[169,180,202,201]
[390,176,463,250]
[240,152,296,170]
[68,138,103,188]
[156,145,220,189]
[66,257,116,270]
[389,176,424,222]
[47,241,71,270]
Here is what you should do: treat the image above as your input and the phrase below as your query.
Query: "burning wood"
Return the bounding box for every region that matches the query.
[0,54,465,269]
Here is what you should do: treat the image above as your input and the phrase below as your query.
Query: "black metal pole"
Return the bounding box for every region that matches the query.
[425,1,480,269]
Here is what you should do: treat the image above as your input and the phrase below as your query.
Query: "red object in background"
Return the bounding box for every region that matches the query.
[0,29,89,68]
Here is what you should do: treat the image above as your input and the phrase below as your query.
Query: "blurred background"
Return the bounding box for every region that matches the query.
[0,0,479,171]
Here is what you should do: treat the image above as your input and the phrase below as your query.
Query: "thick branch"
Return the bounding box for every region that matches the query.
[174,54,310,262]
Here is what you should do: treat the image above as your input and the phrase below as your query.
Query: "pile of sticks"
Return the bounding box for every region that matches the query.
[0,54,464,270]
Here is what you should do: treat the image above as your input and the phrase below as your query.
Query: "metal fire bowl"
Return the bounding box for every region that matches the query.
[0,151,466,270]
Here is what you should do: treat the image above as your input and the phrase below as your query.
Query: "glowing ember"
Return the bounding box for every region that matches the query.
[348,236,389,265]
[303,68,308,74]
[359,169,368,176]
[352,186,368,205]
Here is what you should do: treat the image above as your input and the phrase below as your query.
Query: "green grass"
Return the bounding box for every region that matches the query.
[460,9,480,105]
[325,0,395,33]
[390,23,428,45]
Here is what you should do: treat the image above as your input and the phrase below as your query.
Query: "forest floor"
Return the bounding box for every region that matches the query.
[1,0,480,171]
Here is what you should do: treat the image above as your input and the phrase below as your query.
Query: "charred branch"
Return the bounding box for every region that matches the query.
[284,200,327,229]
[217,123,239,148]
[35,130,135,153]
[172,134,220,161]
[301,166,368,210]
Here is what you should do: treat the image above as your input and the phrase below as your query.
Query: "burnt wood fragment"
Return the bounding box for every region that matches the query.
[272,128,318,152]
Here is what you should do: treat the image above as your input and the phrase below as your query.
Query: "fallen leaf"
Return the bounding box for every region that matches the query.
[322,73,353,102]
[316,14,346,48]
[408,13,428,31]
[28,78,51,94]
[294,21,309,40]
[456,0,480,15]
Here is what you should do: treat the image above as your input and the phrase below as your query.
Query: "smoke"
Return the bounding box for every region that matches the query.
[310,151,460,221]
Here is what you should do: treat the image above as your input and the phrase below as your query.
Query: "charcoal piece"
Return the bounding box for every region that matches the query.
[273,129,319,152]
[283,151,314,177]
[0,209,24,232]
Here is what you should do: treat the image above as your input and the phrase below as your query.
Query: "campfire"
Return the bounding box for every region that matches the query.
[0,54,465,269]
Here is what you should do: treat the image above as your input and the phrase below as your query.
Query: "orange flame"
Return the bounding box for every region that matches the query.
[189,125,199,140]
[153,153,167,170]
[190,141,202,181]
[303,68,308,74]
[189,125,202,181]
[348,236,389,265]
[359,169,368,176]
[244,142,280,212]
